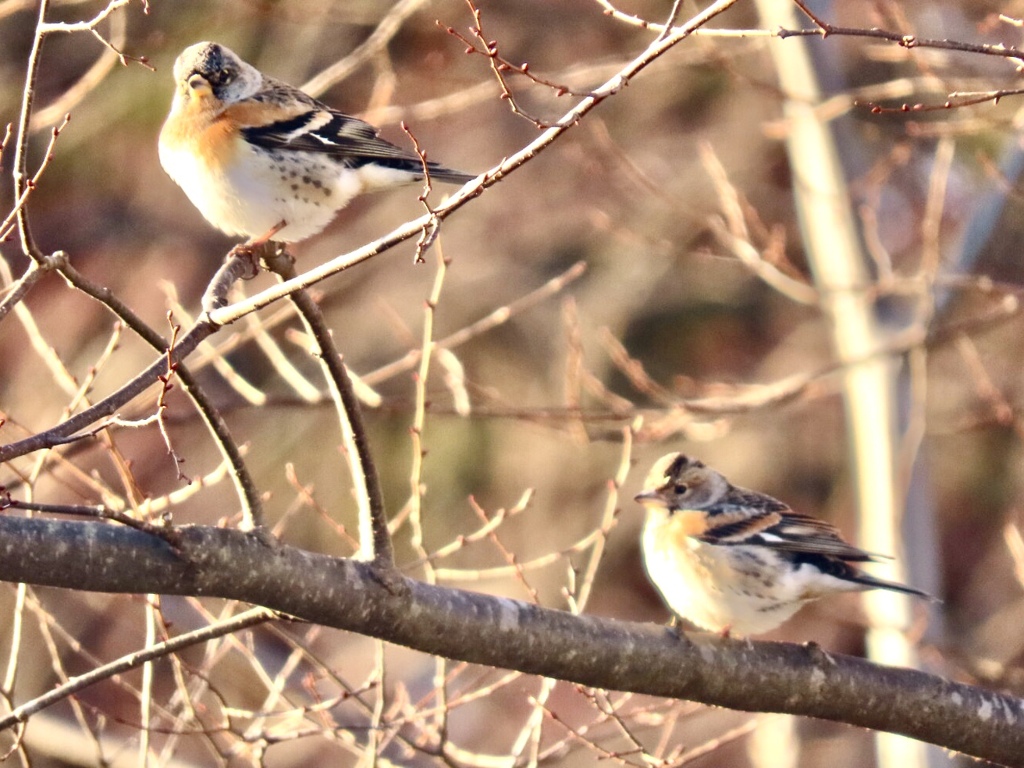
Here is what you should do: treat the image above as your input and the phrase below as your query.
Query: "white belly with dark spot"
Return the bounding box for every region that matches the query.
[641,516,859,635]
[160,139,394,243]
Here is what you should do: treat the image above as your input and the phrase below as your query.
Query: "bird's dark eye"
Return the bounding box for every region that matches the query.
[219,69,233,84]
[674,483,688,494]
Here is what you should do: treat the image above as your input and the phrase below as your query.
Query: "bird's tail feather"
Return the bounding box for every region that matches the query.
[852,571,938,602]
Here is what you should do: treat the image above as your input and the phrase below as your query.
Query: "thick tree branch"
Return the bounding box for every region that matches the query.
[0,516,1020,766]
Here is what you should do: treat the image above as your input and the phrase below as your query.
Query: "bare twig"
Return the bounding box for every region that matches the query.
[30,8,128,130]
[0,261,44,325]
[467,496,540,603]
[0,117,68,245]
[206,0,744,328]
[11,0,51,260]
[364,261,587,386]
[699,142,819,305]
[569,424,632,614]
[404,242,449,583]
[301,0,432,96]
[0,320,214,463]
[154,315,190,482]
[57,263,264,529]
[787,0,1024,62]
[0,607,277,732]
[441,0,586,128]
[263,250,395,572]
[0,497,176,542]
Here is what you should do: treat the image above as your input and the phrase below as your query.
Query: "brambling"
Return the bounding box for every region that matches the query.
[635,453,931,637]
[158,41,475,245]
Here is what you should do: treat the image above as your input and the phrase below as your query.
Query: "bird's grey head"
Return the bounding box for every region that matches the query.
[172,41,260,105]
[635,452,730,512]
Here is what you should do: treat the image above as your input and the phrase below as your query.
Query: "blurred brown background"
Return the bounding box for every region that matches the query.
[3,0,1024,765]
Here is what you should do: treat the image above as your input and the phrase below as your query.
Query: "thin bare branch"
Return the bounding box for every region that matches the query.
[0,606,276,732]
[263,250,395,571]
